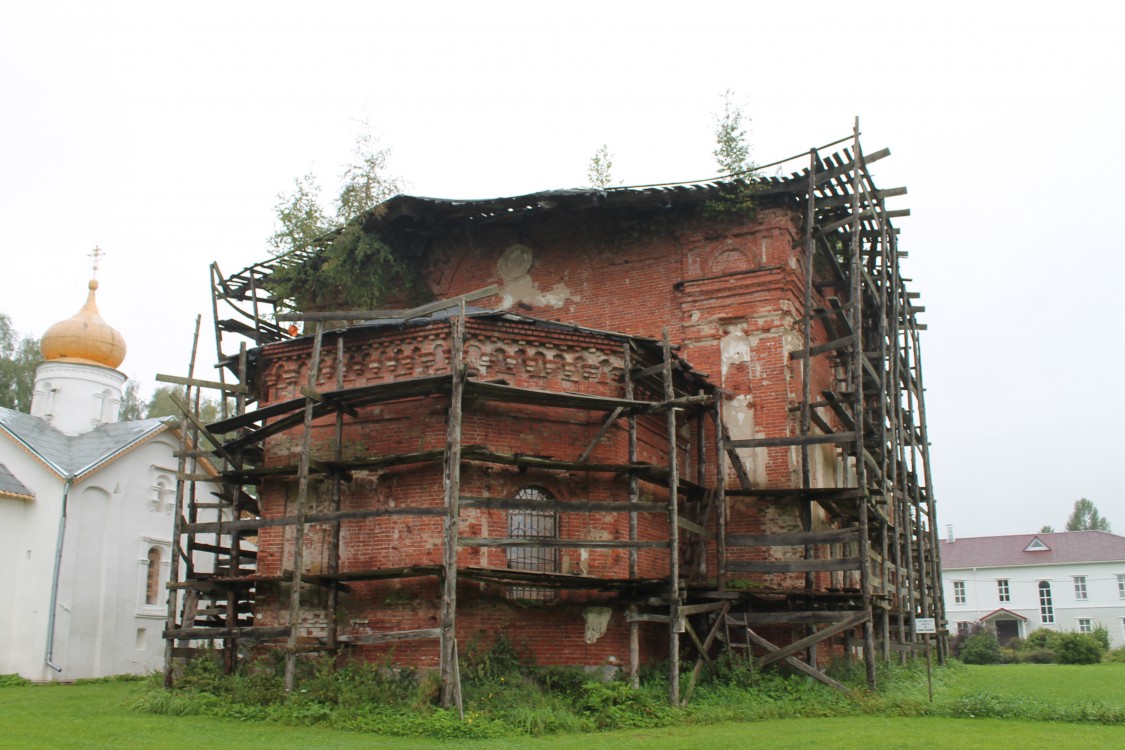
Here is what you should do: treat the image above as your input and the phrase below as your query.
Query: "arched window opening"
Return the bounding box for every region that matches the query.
[146,547,163,605]
[1038,580,1054,624]
[507,486,558,600]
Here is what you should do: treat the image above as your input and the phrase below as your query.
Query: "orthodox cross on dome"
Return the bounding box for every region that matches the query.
[88,245,104,279]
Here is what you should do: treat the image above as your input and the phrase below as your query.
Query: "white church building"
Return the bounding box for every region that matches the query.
[0,274,220,680]
[941,530,1125,647]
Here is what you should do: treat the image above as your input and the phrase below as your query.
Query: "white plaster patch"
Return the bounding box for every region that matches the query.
[720,329,751,381]
[500,273,578,310]
[583,607,612,644]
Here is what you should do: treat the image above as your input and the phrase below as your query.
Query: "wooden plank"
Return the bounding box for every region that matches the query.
[275,285,501,322]
[734,610,867,625]
[741,627,847,692]
[464,379,651,413]
[679,601,731,617]
[337,628,441,645]
[577,407,625,463]
[757,612,870,669]
[163,625,290,640]
[156,373,249,394]
[726,432,856,449]
[625,612,673,624]
[300,387,359,418]
[458,537,668,549]
[676,516,712,539]
[183,506,447,534]
[725,528,861,547]
[789,334,855,360]
[460,496,664,514]
[726,557,863,573]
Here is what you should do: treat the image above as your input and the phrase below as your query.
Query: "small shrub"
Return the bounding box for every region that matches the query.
[1056,633,1103,664]
[1018,647,1058,664]
[1022,628,1061,651]
[1091,625,1111,653]
[0,674,31,687]
[959,630,1002,665]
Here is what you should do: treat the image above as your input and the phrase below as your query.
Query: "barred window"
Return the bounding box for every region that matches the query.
[507,487,558,600]
[997,579,1010,602]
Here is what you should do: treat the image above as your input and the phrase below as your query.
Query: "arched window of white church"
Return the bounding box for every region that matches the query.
[145,547,163,605]
[507,486,558,600]
[1038,580,1054,624]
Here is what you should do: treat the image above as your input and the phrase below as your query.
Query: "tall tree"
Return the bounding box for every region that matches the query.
[1039,525,1055,534]
[266,130,420,312]
[119,379,146,421]
[1065,498,1111,532]
[0,313,41,412]
[712,89,755,177]
[586,145,617,189]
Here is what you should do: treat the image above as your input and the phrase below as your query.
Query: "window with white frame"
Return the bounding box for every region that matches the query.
[1039,580,1054,624]
[956,622,972,637]
[1117,574,1125,598]
[1074,576,1088,601]
[953,581,966,604]
[1077,618,1093,633]
[997,579,1010,603]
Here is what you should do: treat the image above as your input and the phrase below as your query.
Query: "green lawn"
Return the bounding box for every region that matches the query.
[3,666,1125,750]
[951,662,1125,703]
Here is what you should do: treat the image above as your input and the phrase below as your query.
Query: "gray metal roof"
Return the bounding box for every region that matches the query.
[940,531,1125,569]
[0,460,34,499]
[0,406,169,478]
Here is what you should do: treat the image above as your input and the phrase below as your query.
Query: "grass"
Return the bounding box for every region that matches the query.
[3,663,1125,749]
[4,682,1125,750]
[951,663,1125,703]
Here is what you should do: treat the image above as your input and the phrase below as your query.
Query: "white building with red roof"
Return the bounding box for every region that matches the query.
[940,530,1125,646]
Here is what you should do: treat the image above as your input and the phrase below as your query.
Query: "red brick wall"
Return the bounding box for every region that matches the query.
[250,203,854,666]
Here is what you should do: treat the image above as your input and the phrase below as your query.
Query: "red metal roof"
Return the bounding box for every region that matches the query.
[940,531,1125,569]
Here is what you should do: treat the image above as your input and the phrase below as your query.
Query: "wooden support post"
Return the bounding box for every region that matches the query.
[327,334,345,653]
[284,321,324,693]
[850,119,877,691]
[440,310,466,709]
[712,403,727,591]
[662,330,681,706]
[163,315,202,689]
[628,604,640,689]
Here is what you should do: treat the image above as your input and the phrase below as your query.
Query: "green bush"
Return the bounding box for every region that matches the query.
[959,630,1002,665]
[0,674,32,687]
[1018,647,1058,664]
[1022,628,1061,651]
[1056,633,1103,664]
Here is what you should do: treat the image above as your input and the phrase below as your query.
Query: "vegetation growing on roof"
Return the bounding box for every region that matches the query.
[704,89,759,219]
[264,132,429,312]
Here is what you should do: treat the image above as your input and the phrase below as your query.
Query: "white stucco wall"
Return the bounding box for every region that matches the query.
[943,560,1125,646]
[0,432,222,681]
[30,361,126,436]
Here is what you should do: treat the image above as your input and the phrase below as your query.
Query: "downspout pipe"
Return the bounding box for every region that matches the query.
[45,477,73,673]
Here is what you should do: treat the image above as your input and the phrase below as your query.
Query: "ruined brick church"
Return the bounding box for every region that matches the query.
[163,134,941,703]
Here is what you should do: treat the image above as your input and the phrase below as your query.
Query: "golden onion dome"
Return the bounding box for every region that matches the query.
[40,279,126,369]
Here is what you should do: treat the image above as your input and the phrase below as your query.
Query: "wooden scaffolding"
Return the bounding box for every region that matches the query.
[163,126,941,702]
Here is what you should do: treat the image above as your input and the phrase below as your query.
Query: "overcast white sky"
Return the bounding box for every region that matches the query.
[1,1,1122,538]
